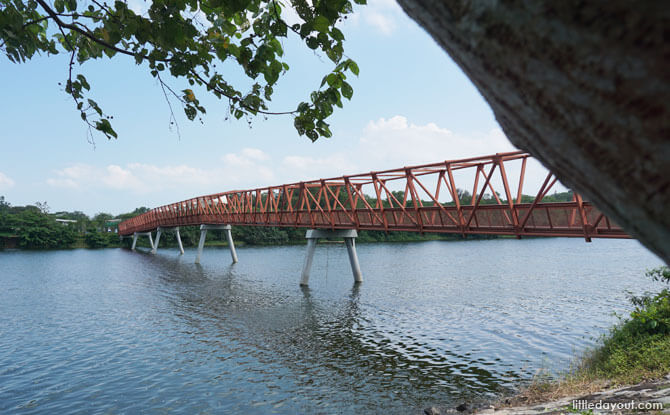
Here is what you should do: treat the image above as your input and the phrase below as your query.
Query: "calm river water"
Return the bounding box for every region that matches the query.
[0,238,664,414]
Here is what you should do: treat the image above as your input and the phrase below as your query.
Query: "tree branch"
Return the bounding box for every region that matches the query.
[156,71,182,139]
[189,70,298,116]
[35,0,169,63]
[22,15,51,28]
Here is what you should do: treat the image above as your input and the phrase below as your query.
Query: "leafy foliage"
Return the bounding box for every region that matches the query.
[84,228,120,248]
[628,267,670,335]
[577,266,670,383]
[2,206,78,248]
[1,0,363,140]
[233,225,290,245]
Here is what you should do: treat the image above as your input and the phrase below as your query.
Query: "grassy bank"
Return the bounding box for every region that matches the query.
[508,266,670,404]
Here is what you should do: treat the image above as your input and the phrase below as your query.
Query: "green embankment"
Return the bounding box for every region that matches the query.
[515,266,670,403]
[579,266,670,384]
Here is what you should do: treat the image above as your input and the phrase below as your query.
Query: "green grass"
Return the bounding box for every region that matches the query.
[510,331,670,406]
[577,323,670,384]
[568,267,670,384]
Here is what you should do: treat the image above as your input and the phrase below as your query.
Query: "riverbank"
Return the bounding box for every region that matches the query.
[472,375,670,414]
[467,266,670,415]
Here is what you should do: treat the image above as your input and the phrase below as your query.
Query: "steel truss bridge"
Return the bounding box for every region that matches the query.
[119,151,628,241]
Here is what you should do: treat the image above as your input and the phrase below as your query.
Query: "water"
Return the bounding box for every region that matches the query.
[0,238,664,414]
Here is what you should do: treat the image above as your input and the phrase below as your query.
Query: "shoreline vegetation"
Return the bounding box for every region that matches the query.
[474,266,670,414]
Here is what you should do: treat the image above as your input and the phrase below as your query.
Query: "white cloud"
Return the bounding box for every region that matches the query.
[46,164,97,189]
[241,147,270,161]
[221,148,275,184]
[0,172,15,189]
[360,115,517,169]
[352,0,404,35]
[102,165,144,190]
[223,147,270,166]
[46,148,277,195]
[281,154,358,182]
[365,12,396,35]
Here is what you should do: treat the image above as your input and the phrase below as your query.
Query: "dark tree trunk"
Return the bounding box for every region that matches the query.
[395,0,670,264]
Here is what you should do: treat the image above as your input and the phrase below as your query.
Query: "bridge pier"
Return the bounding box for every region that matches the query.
[300,229,362,286]
[131,232,154,251]
[152,230,161,254]
[152,227,184,254]
[195,224,238,264]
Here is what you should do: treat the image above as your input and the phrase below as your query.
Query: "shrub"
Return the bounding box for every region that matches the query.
[628,267,670,335]
[581,266,670,382]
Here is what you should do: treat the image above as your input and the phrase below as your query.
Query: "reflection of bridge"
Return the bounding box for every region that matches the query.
[118,151,629,285]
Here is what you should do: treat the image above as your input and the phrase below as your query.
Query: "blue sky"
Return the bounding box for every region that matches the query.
[0,0,554,216]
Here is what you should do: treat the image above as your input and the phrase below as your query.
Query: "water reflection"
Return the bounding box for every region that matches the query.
[142,252,520,411]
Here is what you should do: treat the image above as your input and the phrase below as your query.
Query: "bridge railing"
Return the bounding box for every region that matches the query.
[118,151,628,240]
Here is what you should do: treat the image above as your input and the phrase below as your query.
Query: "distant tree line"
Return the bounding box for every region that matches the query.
[0,196,135,249]
[0,189,574,250]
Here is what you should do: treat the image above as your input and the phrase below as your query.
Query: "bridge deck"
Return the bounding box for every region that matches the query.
[118,151,628,240]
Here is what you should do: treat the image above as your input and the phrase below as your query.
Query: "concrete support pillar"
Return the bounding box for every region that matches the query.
[300,238,318,286]
[225,227,238,263]
[154,226,184,255]
[195,229,207,264]
[300,229,362,286]
[152,229,162,254]
[132,232,153,251]
[195,224,236,264]
[175,227,184,255]
[344,238,363,283]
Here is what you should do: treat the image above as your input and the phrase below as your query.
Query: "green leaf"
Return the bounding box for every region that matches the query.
[313,16,330,33]
[348,60,360,76]
[341,81,353,99]
[331,28,345,42]
[325,73,338,87]
[54,0,65,13]
[306,130,318,141]
[95,119,117,139]
[306,37,319,50]
[76,74,90,90]
[88,99,102,115]
[269,38,284,57]
[184,106,197,120]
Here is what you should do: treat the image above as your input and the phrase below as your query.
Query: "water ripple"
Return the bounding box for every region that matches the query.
[0,238,662,413]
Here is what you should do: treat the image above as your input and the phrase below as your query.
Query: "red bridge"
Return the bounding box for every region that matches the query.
[119,151,627,240]
[118,151,628,285]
